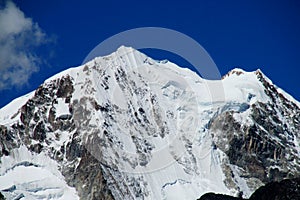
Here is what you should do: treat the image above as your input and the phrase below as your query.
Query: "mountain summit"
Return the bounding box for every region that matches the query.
[0,46,299,200]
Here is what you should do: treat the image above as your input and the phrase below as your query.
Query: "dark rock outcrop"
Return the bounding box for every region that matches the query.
[198,178,300,200]
[249,178,300,200]
[199,193,242,200]
[64,149,114,200]
[0,192,5,200]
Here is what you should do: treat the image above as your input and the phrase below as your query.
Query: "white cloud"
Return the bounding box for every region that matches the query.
[0,1,47,89]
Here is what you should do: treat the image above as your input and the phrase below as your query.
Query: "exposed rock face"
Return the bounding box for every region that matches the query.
[0,47,299,199]
[0,75,114,199]
[209,71,300,193]
[65,149,114,200]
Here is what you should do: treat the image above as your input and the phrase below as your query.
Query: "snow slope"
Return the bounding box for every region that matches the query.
[0,146,79,199]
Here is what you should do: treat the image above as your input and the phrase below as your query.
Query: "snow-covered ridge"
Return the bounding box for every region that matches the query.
[1,46,298,114]
[222,67,300,107]
[0,91,35,126]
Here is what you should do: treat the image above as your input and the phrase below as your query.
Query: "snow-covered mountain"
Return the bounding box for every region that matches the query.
[0,46,299,200]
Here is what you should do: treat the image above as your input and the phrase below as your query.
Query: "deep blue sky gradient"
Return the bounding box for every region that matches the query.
[1,0,299,107]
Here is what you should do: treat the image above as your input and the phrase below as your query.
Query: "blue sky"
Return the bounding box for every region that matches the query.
[0,0,299,107]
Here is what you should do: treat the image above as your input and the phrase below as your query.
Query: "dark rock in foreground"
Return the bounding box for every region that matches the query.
[249,178,300,200]
[199,193,242,200]
[198,178,300,200]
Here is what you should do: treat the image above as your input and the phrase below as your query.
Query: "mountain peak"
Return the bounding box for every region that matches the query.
[222,68,266,80]
[222,68,246,79]
[116,45,136,53]
[1,46,300,200]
